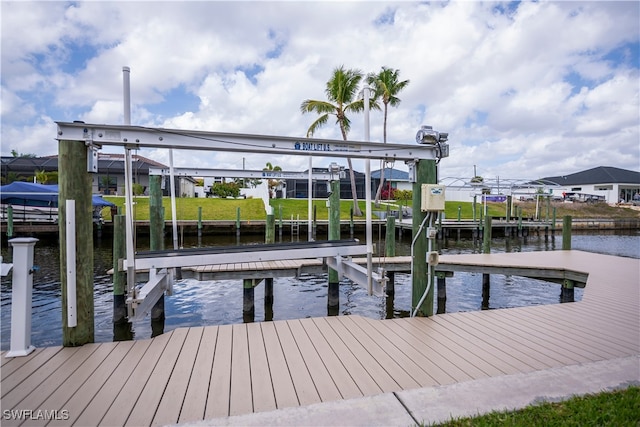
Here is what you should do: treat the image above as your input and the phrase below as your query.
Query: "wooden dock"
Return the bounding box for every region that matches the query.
[1,250,638,426]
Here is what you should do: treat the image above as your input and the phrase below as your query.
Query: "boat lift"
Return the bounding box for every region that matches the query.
[56,121,441,321]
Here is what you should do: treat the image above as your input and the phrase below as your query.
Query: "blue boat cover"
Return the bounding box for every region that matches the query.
[0,182,116,208]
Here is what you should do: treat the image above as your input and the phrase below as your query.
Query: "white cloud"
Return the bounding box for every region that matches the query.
[1,1,638,180]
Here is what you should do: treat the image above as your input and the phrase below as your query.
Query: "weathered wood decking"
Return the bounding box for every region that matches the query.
[1,250,638,426]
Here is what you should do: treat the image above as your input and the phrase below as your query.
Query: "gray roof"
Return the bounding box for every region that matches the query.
[538,166,640,186]
[371,168,409,181]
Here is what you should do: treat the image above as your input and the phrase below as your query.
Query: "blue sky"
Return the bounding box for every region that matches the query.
[1,1,639,181]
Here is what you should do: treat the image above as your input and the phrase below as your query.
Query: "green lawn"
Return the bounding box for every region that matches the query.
[102,196,638,221]
[432,386,640,427]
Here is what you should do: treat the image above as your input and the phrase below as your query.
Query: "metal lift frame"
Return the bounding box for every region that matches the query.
[56,122,439,319]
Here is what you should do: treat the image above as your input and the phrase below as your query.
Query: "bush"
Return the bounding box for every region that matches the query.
[210,182,240,198]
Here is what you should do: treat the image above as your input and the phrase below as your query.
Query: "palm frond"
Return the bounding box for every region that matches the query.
[306,113,330,137]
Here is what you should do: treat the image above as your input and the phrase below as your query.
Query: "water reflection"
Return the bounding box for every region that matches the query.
[1,230,638,350]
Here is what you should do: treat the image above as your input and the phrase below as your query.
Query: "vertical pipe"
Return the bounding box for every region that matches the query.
[65,200,77,328]
[363,84,373,295]
[168,150,178,250]
[123,66,131,125]
[308,157,313,241]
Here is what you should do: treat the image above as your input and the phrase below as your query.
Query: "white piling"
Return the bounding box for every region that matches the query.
[6,237,38,358]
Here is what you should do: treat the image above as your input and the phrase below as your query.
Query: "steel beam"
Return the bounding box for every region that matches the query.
[326,256,387,296]
[148,167,335,180]
[56,122,437,161]
[124,241,368,271]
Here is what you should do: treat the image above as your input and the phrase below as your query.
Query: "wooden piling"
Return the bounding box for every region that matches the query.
[236,207,241,238]
[149,175,165,323]
[562,215,572,250]
[312,204,317,240]
[328,180,341,309]
[482,215,492,309]
[197,206,202,237]
[411,159,436,317]
[59,139,94,346]
[265,214,275,244]
[112,214,127,324]
[436,272,447,314]
[6,205,13,237]
[561,279,575,303]
[264,278,274,321]
[385,215,396,295]
[243,279,254,322]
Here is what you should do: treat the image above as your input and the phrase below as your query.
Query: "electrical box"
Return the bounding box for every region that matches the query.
[421,184,446,211]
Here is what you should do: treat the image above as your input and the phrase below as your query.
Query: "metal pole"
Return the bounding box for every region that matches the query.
[363,84,373,295]
[308,156,313,241]
[169,150,179,250]
[122,66,131,125]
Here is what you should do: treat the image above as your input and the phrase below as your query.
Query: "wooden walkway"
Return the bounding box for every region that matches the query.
[1,250,638,426]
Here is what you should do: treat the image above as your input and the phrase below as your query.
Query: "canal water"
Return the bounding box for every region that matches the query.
[1,230,638,350]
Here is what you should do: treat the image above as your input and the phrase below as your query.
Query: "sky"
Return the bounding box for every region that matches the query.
[1,0,639,182]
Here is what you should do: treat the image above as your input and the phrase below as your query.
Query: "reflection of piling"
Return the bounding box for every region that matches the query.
[243,279,255,322]
[561,279,575,303]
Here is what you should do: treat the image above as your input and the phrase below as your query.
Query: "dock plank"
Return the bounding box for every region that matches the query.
[273,320,321,406]
[4,344,101,426]
[152,327,205,426]
[18,342,117,427]
[246,323,277,413]
[98,332,173,426]
[205,325,232,419]
[286,319,342,402]
[229,324,252,416]
[298,317,363,400]
[260,321,299,409]
[59,339,149,427]
[178,326,218,424]
[312,317,382,396]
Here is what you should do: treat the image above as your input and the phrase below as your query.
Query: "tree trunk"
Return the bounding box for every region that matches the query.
[347,158,362,216]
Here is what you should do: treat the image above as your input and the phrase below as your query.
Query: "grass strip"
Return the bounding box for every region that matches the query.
[430,386,640,427]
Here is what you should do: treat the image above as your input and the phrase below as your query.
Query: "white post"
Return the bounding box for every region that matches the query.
[363,84,373,295]
[65,200,77,327]
[6,237,38,358]
[308,156,313,241]
[123,66,131,125]
[169,149,179,250]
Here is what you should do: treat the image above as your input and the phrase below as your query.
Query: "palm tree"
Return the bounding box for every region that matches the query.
[263,162,283,198]
[366,66,410,204]
[301,66,376,216]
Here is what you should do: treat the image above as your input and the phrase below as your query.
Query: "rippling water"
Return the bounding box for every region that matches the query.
[1,229,638,349]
